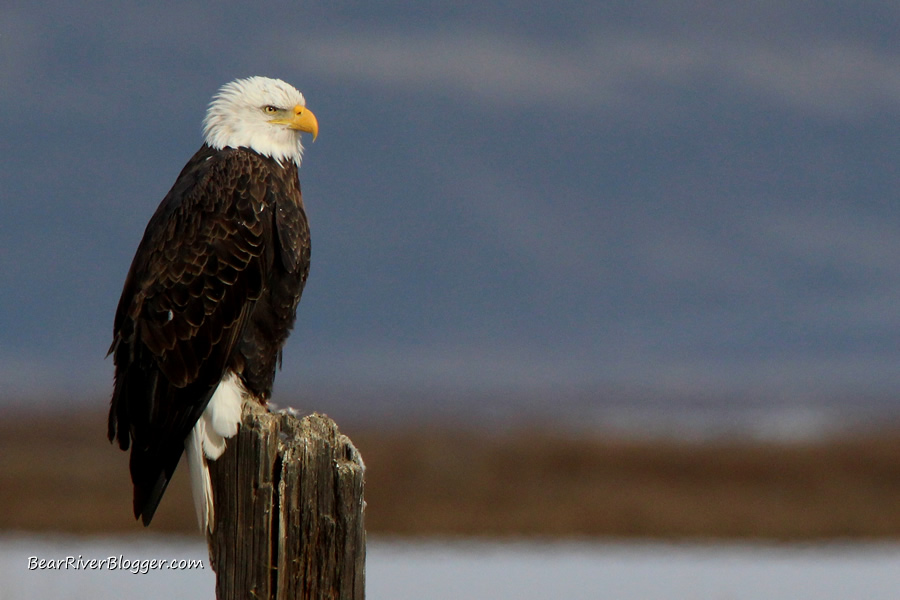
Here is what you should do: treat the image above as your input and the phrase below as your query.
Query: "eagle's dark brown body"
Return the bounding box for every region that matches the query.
[108,144,310,525]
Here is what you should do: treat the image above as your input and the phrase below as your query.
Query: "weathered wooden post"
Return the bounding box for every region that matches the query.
[206,403,366,599]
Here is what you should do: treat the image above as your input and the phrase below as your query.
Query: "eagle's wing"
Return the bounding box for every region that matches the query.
[108,147,278,524]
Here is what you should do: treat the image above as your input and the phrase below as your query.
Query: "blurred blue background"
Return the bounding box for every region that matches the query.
[2,1,899,434]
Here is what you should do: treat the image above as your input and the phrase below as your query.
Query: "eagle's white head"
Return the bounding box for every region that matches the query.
[202,76,318,166]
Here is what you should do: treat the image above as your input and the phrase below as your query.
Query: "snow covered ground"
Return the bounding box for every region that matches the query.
[2,534,900,600]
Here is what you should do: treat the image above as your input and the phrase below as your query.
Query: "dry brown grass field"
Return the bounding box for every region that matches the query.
[3,409,900,540]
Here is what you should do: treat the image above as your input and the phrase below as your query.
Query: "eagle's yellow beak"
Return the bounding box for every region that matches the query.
[286,105,318,141]
[269,105,318,140]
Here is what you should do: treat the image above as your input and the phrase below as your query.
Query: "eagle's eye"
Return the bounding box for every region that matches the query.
[263,105,279,114]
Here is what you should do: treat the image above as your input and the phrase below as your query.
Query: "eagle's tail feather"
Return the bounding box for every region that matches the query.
[186,371,246,532]
[186,424,215,532]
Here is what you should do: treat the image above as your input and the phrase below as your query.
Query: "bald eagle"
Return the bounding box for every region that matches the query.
[107,76,318,531]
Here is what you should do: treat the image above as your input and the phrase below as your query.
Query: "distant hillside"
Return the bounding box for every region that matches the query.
[5,408,900,540]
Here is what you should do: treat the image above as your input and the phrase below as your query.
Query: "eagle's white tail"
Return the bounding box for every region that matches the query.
[185,371,245,532]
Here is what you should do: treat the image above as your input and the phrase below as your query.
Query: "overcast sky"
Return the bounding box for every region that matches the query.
[2,2,900,429]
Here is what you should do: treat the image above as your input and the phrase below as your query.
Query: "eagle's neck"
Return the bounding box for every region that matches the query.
[203,121,303,167]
